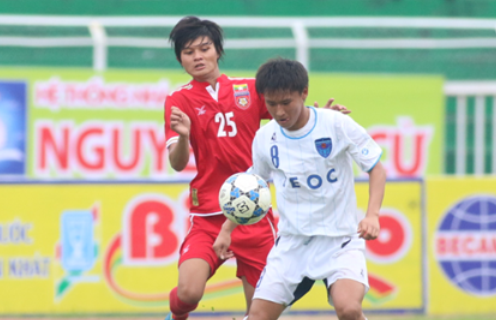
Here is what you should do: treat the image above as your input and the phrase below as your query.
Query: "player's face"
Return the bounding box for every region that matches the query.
[264,88,309,131]
[180,36,220,81]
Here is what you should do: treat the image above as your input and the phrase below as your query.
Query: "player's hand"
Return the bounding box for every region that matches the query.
[170,106,191,137]
[357,215,380,240]
[213,230,234,260]
[314,98,351,114]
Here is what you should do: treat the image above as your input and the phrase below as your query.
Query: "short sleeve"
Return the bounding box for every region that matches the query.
[164,94,180,148]
[250,132,272,181]
[339,114,382,172]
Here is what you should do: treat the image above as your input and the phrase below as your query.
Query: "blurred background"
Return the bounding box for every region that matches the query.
[0,0,495,319]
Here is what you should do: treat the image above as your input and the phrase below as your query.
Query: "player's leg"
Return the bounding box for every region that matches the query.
[168,259,210,320]
[176,258,210,303]
[247,298,286,320]
[329,279,366,320]
[248,234,315,320]
[167,216,224,320]
[325,242,369,320]
[240,276,255,311]
[231,214,276,313]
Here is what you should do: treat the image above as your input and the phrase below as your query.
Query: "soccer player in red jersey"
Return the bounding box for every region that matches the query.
[164,16,348,320]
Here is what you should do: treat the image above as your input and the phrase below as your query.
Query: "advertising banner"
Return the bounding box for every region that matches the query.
[0,180,423,314]
[0,183,189,313]
[0,68,194,181]
[427,177,496,315]
[307,74,444,178]
[0,68,443,181]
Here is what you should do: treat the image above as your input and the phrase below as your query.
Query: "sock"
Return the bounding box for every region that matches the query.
[169,287,198,320]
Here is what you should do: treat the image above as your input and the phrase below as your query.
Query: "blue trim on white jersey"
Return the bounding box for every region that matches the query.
[280,107,317,140]
[366,151,383,173]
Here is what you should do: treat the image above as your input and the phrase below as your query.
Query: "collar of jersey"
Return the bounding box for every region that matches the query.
[279,106,317,140]
[191,74,228,88]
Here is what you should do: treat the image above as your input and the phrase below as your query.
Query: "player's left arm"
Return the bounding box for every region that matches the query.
[338,113,385,240]
[359,161,386,240]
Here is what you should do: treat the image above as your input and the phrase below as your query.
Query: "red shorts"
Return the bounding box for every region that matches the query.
[178,210,276,288]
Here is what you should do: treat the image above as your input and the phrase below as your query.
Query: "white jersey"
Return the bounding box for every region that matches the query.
[251,107,382,237]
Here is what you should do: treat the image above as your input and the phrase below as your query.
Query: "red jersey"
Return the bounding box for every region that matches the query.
[164,74,271,215]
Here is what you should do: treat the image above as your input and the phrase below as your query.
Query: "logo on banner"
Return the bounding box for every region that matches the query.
[315,138,332,158]
[368,117,433,178]
[435,195,496,296]
[233,84,251,109]
[55,206,100,300]
[0,81,27,176]
[122,194,180,266]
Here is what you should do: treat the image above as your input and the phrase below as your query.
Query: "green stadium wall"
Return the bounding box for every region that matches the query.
[2,0,496,17]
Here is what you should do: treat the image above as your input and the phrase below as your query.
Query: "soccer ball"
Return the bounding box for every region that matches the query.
[219,173,271,225]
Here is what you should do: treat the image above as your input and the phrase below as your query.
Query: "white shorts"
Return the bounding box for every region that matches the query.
[253,234,369,307]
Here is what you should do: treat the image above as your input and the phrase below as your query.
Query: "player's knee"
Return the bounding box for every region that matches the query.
[247,307,270,320]
[176,285,203,304]
[335,303,362,320]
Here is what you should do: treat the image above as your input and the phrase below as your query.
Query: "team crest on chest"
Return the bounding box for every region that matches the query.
[233,84,251,109]
[315,138,332,158]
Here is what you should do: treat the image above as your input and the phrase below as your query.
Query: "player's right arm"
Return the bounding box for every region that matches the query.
[249,131,272,181]
[165,94,191,171]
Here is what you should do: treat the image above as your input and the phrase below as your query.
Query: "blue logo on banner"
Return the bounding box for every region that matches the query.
[61,211,96,272]
[315,138,332,158]
[436,196,496,296]
[0,81,27,175]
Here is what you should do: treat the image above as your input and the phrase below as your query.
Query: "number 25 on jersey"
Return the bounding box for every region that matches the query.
[215,112,237,137]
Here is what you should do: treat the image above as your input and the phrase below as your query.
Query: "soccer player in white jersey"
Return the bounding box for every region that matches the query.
[213,58,386,320]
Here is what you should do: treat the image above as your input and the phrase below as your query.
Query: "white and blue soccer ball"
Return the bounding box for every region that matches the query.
[219,173,271,225]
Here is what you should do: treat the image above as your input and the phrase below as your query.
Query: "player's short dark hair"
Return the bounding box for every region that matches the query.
[255,58,308,95]
[169,16,224,62]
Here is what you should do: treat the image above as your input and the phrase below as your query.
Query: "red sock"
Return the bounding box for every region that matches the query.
[169,287,198,320]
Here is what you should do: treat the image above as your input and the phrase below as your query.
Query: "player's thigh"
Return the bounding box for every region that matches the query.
[177,258,211,301]
[178,216,224,279]
[253,236,315,307]
[248,298,285,320]
[329,279,366,313]
[325,247,368,307]
[231,217,275,287]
